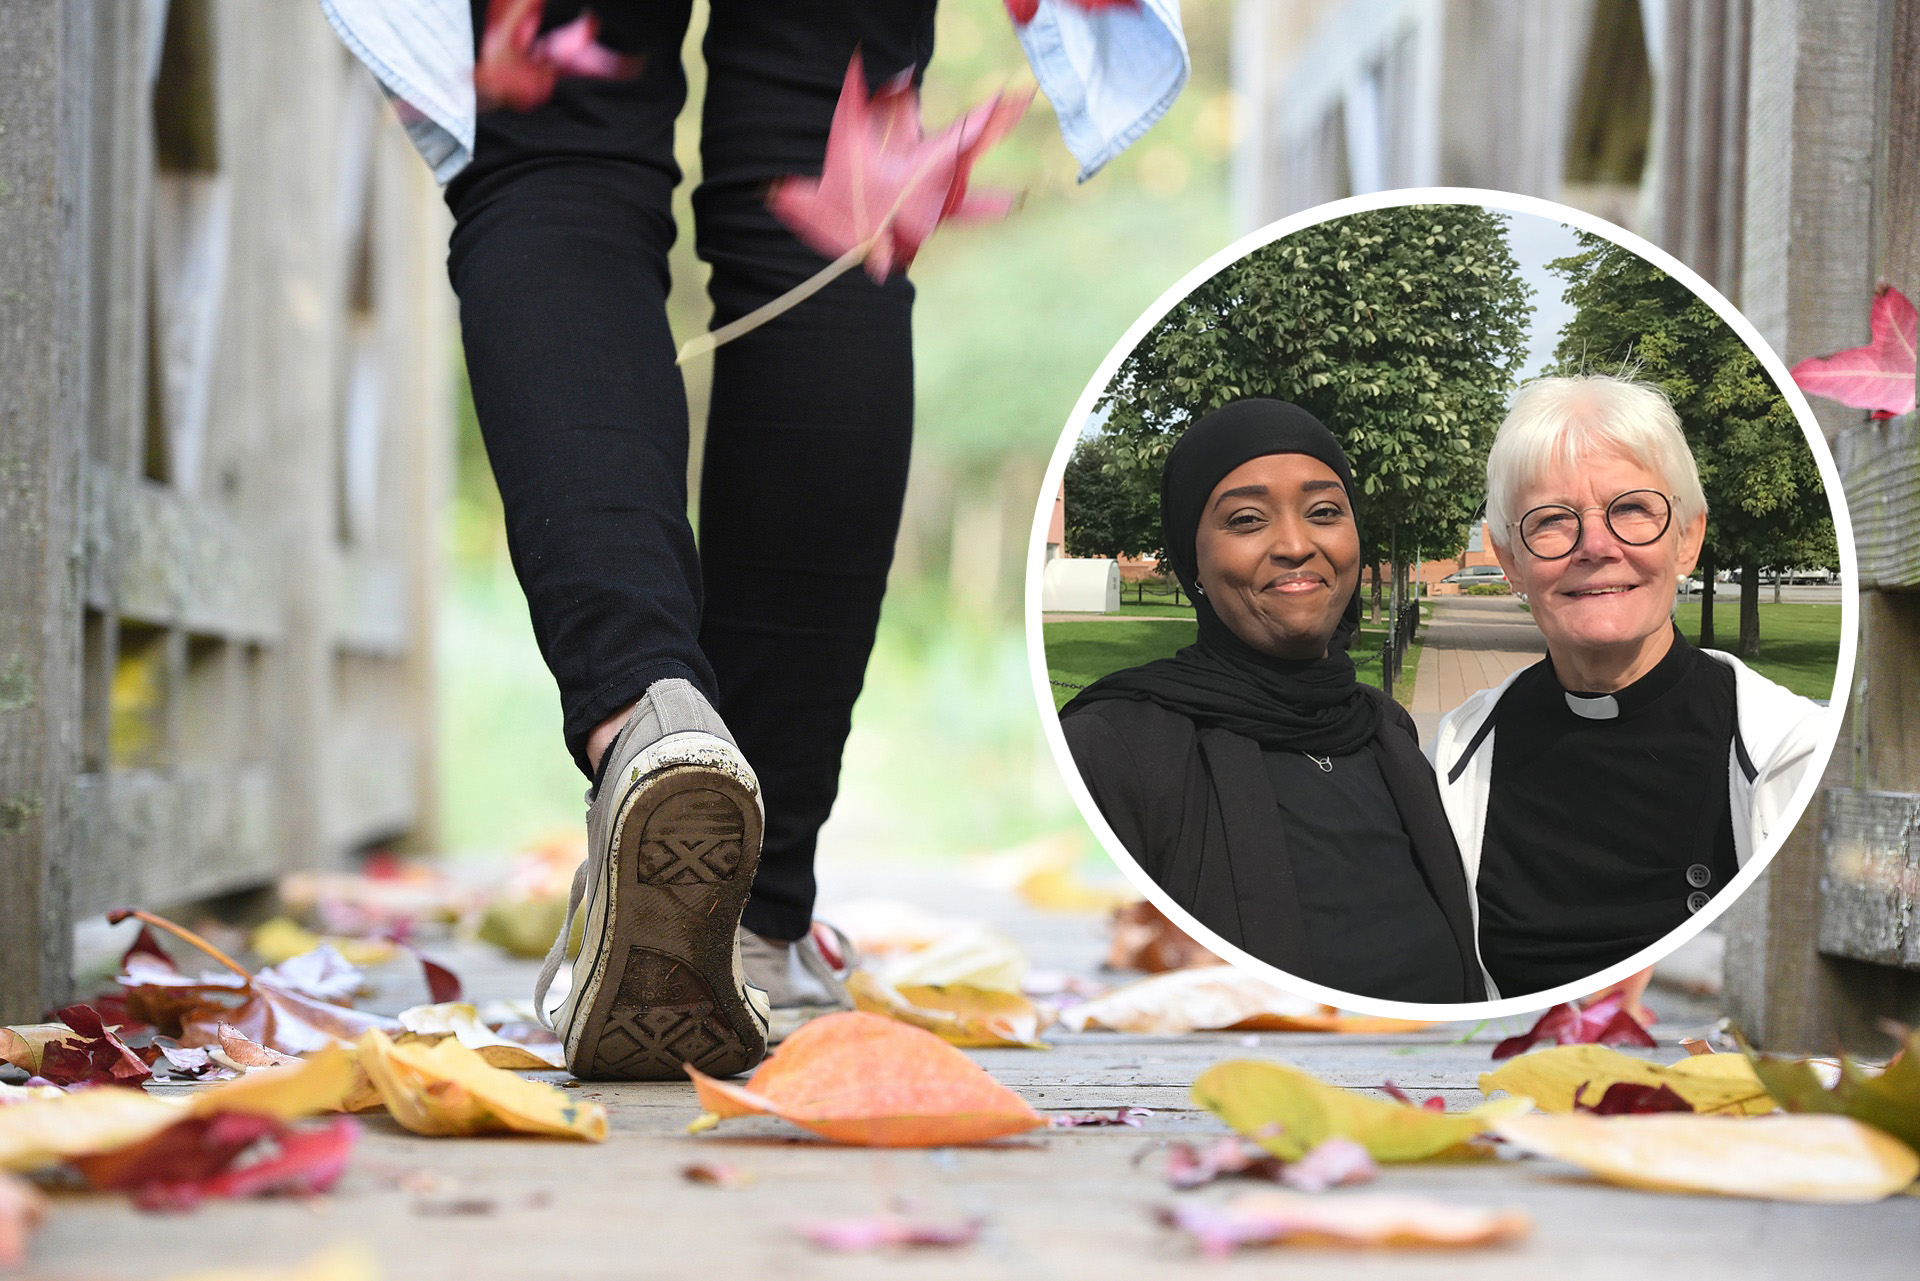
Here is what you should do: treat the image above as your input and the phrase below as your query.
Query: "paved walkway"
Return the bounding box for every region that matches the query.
[34,859,1920,1280]
[1410,597,1548,748]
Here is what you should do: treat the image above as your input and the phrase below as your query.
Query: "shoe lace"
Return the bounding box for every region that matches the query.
[529,788,600,1029]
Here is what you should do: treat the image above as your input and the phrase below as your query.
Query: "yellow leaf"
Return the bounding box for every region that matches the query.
[162,1242,379,1281]
[0,1088,183,1172]
[1163,1190,1530,1251]
[1494,1113,1920,1202]
[1479,1045,1775,1117]
[477,895,571,960]
[1193,1060,1530,1162]
[250,917,397,967]
[354,1029,605,1140]
[185,1045,358,1120]
[394,1003,565,1069]
[0,1024,83,1075]
[846,971,1050,1048]
[876,927,1027,993]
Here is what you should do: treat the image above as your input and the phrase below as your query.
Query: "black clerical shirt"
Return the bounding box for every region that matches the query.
[1477,628,1738,998]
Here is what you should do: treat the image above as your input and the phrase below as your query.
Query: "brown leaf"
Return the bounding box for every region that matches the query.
[1105,900,1222,972]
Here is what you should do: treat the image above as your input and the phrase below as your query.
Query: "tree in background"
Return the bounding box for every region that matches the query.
[1093,205,1532,619]
[1062,433,1161,560]
[1547,231,1832,656]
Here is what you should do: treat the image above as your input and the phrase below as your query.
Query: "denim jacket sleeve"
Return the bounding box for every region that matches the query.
[318,0,1189,185]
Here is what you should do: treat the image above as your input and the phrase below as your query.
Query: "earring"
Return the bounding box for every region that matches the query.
[1194,583,1207,597]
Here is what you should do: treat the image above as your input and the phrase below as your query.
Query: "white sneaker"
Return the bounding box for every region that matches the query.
[737,922,859,1045]
[535,679,771,1079]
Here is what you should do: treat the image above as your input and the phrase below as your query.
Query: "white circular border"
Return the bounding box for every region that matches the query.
[1024,186,1860,1021]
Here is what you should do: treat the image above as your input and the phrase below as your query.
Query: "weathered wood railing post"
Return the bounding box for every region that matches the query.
[0,0,91,1022]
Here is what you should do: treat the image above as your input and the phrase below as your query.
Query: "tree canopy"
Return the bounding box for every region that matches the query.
[1061,432,1159,560]
[1092,204,1533,571]
[1546,230,1832,652]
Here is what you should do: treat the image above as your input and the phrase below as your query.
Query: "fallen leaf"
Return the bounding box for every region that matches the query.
[150,1039,240,1082]
[249,918,396,968]
[184,1045,360,1121]
[1158,1191,1529,1255]
[1480,1045,1774,1117]
[1061,966,1392,1035]
[794,1214,983,1252]
[768,52,1029,282]
[1192,1060,1530,1162]
[408,949,463,1005]
[1790,284,1917,418]
[394,1003,563,1069]
[1049,1106,1150,1128]
[846,971,1050,1048]
[686,1011,1044,1147]
[0,1087,185,1171]
[819,899,977,959]
[355,1030,606,1141]
[1280,1136,1381,1191]
[212,1024,302,1070]
[1747,1026,1920,1153]
[1494,1112,1920,1202]
[0,1171,45,1268]
[70,1112,357,1211]
[1106,901,1222,972]
[477,895,569,961]
[1161,1136,1285,1189]
[681,1162,755,1188]
[474,0,643,112]
[1491,992,1655,1059]
[876,927,1028,993]
[161,1241,378,1281]
[0,1024,85,1077]
[254,945,365,1005]
[0,1082,68,1105]
[1379,1082,1448,1111]
[35,1005,151,1088]
[1574,1082,1693,1115]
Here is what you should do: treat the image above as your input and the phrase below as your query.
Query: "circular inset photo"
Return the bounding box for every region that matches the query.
[1027,190,1856,1019]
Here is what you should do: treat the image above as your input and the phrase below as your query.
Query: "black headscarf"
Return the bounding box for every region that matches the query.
[1062,399,1382,754]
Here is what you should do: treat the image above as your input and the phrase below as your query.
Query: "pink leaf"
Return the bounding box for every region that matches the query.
[793,1214,983,1252]
[71,1113,356,1213]
[767,52,1030,282]
[1279,1137,1379,1193]
[1790,284,1917,419]
[1049,1106,1150,1127]
[475,0,642,113]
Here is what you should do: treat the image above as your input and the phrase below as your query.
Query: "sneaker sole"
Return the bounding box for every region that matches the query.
[565,764,767,1081]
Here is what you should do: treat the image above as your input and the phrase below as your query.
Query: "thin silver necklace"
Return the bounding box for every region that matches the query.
[1302,752,1333,773]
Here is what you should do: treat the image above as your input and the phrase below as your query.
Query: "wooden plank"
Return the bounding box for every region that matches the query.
[81,461,283,639]
[332,550,409,656]
[1835,415,1920,589]
[1819,788,1920,969]
[67,762,275,915]
[0,0,92,1023]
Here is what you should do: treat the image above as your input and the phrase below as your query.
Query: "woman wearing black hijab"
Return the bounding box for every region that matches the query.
[1060,399,1485,1002]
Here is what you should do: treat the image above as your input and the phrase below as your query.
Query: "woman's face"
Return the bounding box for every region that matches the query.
[1193,453,1360,660]
[1494,451,1706,670]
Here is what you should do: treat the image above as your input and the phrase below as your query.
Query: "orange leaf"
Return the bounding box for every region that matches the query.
[685,1011,1044,1146]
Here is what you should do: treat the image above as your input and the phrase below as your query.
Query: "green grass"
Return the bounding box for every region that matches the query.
[1672,602,1842,699]
[1044,616,1427,710]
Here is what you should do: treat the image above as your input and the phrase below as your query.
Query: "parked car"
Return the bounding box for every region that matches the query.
[1441,565,1507,585]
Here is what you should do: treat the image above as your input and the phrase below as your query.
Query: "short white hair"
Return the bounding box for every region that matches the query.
[1484,375,1707,549]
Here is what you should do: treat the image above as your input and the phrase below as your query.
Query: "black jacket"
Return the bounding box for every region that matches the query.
[1061,689,1486,1002]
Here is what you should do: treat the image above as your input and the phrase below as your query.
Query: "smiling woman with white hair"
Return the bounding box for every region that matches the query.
[1429,374,1828,1000]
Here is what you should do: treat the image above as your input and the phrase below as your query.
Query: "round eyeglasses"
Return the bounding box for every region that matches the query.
[1512,490,1674,560]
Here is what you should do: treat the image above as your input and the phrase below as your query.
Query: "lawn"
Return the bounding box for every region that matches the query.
[1673,602,1843,699]
[1044,612,1427,710]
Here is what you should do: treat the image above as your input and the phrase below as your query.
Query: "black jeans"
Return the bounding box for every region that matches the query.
[447,0,935,940]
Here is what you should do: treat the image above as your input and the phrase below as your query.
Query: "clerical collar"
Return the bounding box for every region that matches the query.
[1549,624,1695,721]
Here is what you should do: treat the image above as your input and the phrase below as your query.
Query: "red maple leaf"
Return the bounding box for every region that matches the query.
[1790,284,1917,419]
[769,52,1030,282]
[1572,1081,1694,1115]
[1490,990,1656,1060]
[475,0,643,113]
[1004,0,1142,26]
